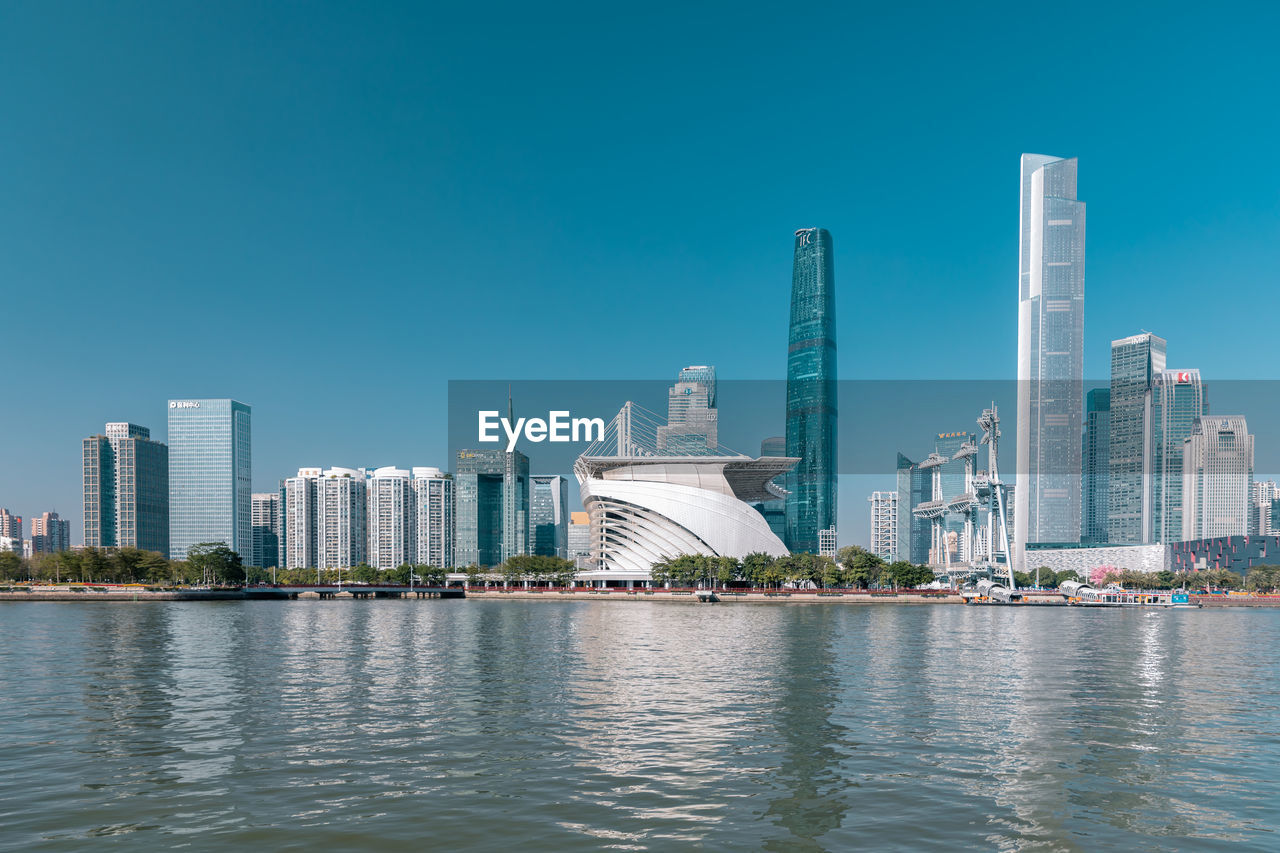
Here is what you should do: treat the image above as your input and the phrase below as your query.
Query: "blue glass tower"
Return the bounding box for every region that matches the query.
[167,399,252,560]
[785,227,837,553]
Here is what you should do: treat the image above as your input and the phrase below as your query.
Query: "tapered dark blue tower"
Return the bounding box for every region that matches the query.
[785,227,837,554]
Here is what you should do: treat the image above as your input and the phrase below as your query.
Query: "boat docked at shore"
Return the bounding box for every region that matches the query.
[1059,580,1201,609]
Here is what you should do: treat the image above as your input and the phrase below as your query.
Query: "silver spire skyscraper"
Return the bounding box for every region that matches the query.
[785,227,837,554]
[1015,155,1084,568]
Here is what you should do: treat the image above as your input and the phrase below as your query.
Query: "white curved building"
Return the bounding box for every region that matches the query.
[575,456,796,583]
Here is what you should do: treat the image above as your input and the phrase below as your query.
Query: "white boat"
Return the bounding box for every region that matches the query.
[1060,581,1200,609]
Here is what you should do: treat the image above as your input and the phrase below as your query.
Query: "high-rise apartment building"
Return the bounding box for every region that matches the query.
[83,422,169,554]
[1107,334,1166,544]
[1147,369,1206,543]
[656,365,718,454]
[368,467,413,570]
[785,227,837,554]
[1015,154,1085,567]
[0,509,24,554]
[283,468,320,570]
[530,474,568,558]
[30,511,71,554]
[1081,388,1110,544]
[168,399,251,560]
[1251,481,1280,535]
[868,491,898,561]
[455,448,529,567]
[250,492,280,569]
[316,468,365,569]
[412,467,454,569]
[1182,416,1253,540]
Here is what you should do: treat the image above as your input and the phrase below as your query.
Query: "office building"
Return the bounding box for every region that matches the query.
[1107,333,1166,544]
[1147,369,1206,543]
[455,448,529,567]
[1250,481,1279,535]
[868,491,897,562]
[412,467,454,569]
[1015,154,1084,567]
[168,399,251,560]
[1081,388,1110,543]
[568,510,591,569]
[368,467,413,570]
[1182,416,1253,540]
[316,468,366,569]
[283,468,320,570]
[895,453,931,565]
[754,436,788,542]
[30,511,70,554]
[250,493,280,569]
[530,474,569,558]
[82,422,169,554]
[656,365,718,454]
[785,227,838,554]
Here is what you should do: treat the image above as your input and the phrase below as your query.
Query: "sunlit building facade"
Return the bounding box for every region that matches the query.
[412,467,454,569]
[168,399,251,560]
[83,422,169,554]
[1182,416,1253,541]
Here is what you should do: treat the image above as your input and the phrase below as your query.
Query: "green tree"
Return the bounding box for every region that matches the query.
[714,556,739,588]
[740,552,774,588]
[417,565,447,586]
[79,547,108,582]
[186,543,245,585]
[464,563,483,587]
[0,550,22,581]
[138,551,173,585]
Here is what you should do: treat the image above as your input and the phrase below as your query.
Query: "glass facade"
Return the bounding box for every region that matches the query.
[1182,416,1253,540]
[530,474,568,558]
[82,423,168,553]
[785,227,837,554]
[754,436,788,543]
[455,448,529,567]
[167,399,251,561]
[1016,154,1084,565]
[656,365,718,454]
[1106,333,1165,544]
[895,452,931,565]
[1147,369,1206,544]
[251,492,280,568]
[1081,388,1110,543]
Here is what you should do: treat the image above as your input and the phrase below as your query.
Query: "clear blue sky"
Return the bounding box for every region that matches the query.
[3,2,1278,545]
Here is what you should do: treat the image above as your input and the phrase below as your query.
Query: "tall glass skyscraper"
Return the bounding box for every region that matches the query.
[1081,388,1110,544]
[656,365,718,454]
[1015,154,1084,567]
[1107,332,1165,544]
[785,227,837,554]
[83,422,169,554]
[455,448,529,567]
[167,399,252,560]
[530,474,568,558]
[1147,369,1206,543]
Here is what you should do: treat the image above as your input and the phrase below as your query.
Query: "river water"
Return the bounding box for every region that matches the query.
[1,600,1277,851]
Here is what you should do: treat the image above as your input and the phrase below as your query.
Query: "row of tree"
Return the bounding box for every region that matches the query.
[650,547,936,589]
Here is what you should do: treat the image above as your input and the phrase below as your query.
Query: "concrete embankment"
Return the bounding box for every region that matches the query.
[465,589,967,603]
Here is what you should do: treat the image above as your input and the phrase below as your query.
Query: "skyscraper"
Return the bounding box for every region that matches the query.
[1147,369,1206,543]
[30,511,71,554]
[755,436,788,542]
[1251,481,1280,535]
[412,467,454,568]
[868,491,898,561]
[895,452,931,565]
[1107,333,1166,544]
[0,509,24,552]
[656,365,718,454]
[1015,154,1084,567]
[283,468,320,570]
[1182,416,1253,540]
[82,422,169,553]
[1081,388,1110,544]
[785,227,837,554]
[168,399,251,560]
[250,492,280,569]
[316,467,366,569]
[455,448,529,567]
[368,467,413,569]
[530,474,569,558]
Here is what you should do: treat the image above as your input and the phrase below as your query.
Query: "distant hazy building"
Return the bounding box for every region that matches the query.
[367,467,413,570]
[250,493,280,569]
[656,365,718,454]
[1025,541,1169,577]
[1251,481,1280,535]
[316,468,366,569]
[30,511,70,555]
[895,452,931,564]
[1015,154,1085,567]
[83,422,169,554]
[1147,369,1206,543]
[1107,334,1166,544]
[412,467,454,569]
[168,399,251,560]
[530,474,569,558]
[283,468,321,570]
[868,491,898,562]
[1081,388,1110,544]
[786,227,838,555]
[455,448,529,567]
[568,510,591,568]
[1182,416,1253,541]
